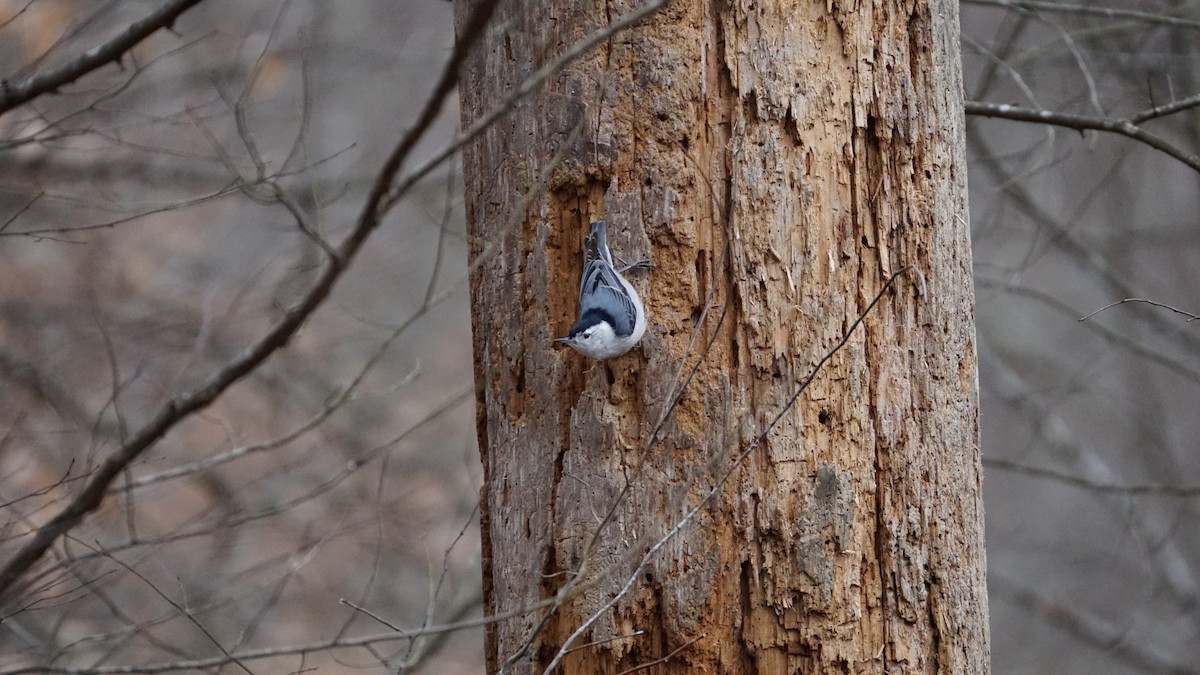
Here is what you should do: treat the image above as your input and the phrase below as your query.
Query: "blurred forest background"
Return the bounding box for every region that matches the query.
[0,1,1196,673]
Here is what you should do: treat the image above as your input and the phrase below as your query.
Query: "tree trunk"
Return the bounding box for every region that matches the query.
[457,0,988,672]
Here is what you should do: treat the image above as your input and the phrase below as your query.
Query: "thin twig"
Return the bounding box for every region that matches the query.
[961,0,1200,30]
[541,265,927,673]
[615,633,706,675]
[0,0,208,115]
[99,549,254,675]
[977,277,1200,386]
[993,574,1195,675]
[339,598,403,632]
[1078,297,1200,323]
[1131,92,1200,124]
[985,457,1200,497]
[964,100,1200,172]
[0,0,503,600]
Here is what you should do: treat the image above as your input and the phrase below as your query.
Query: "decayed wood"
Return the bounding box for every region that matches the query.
[457,0,988,672]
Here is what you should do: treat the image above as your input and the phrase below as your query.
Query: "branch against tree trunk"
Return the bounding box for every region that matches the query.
[457,0,989,672]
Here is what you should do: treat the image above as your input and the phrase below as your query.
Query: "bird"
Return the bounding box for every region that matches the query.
[555,220,648,359]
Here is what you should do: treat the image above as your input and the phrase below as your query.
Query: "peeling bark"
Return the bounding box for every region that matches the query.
[457,0,988,672]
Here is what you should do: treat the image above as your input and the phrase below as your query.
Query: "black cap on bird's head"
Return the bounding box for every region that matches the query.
[554,308,617,345]
[555,218,645,359]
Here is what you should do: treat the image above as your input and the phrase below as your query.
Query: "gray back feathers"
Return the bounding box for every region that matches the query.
[577,221,638,337]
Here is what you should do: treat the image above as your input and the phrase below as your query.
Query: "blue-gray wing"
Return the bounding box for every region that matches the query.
[579,258,637,336]
[578,222,636,336]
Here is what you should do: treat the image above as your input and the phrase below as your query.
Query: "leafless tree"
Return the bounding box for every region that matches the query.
[1,0,1198,673]
[459,0,987,671]
[0,2,490,672]
[963,1,1200,672]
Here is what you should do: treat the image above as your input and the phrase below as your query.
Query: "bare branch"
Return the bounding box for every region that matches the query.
[382,0,673,212]
[1079,297,1200,323]
[615,633,706,675]
[992,574,1195,675]
[985,457,1200,497]
[977,277,1200,387]
[0,0,503,600]
[1130,92,1200,124]
[0,0,209,116]
[964,99,1200,172]
[99,551,254,675]
[961,0,1200,30]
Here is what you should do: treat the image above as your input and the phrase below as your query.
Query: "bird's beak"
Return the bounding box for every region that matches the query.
[554,337,571,345]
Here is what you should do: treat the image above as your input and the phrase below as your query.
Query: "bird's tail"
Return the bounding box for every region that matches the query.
[586,220,612,265]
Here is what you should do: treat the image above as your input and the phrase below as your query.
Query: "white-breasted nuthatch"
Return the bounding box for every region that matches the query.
[555,220,648,359]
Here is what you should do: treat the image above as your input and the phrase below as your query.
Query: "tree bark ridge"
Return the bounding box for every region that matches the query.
[457,0,988,671]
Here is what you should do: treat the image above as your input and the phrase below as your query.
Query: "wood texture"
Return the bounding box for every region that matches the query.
[456,0,988,672]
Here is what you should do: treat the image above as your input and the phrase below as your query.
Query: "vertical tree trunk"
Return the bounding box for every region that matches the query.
[457,0,988,672]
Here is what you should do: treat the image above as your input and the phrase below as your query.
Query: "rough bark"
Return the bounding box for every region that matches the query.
[457,0,988,672]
